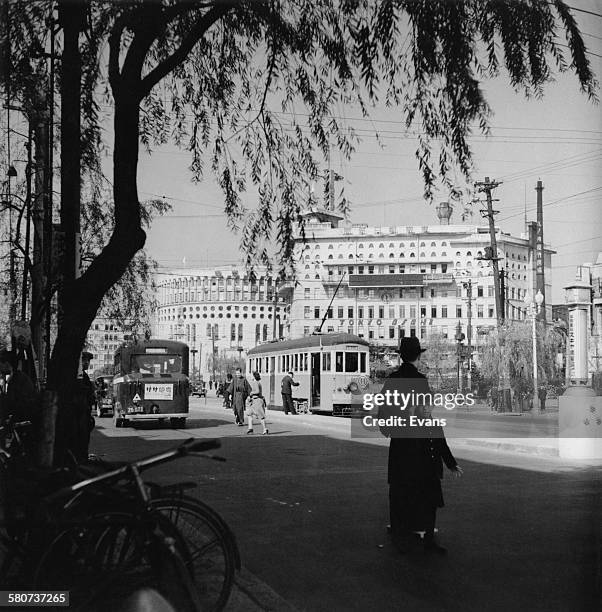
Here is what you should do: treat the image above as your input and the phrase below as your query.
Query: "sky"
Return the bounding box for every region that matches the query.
[128,1,602,304]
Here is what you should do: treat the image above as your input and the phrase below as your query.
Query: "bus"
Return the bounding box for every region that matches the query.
[246,333,371,415]
[112,339,190,428]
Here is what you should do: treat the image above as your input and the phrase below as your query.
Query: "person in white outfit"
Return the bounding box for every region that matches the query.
[246,371,268,435]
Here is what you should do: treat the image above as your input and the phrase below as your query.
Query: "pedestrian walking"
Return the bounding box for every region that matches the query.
[538,385,547,412]
[246,371,268,435]
[281,371,299,414]
[224,373,233,410]
[378,337,463,555]
[228,367,251,426]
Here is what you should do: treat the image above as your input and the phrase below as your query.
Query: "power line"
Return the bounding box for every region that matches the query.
[564,4,602,19]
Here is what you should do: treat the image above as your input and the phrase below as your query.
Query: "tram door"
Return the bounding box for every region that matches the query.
[269,357,276,406]
[310,352,321,408]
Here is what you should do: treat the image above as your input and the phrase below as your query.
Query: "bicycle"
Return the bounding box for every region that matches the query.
[1,433,238,611]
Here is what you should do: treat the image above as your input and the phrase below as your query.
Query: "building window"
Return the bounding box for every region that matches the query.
[441,306,447,318]
[456,306,462,318]
[314,307,320,319]
[431,306,437,318]
[368,265,374,274]
[389,327,395,339]
[488,305,495,318]
[303,326,310,336]
[304,306,311,319]
[358,306,364,318]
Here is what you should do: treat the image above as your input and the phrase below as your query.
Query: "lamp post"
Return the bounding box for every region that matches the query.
[455,322,465,392]
[524,290,544,404]
[190,348,198,383]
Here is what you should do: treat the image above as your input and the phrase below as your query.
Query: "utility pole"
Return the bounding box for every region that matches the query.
[499,268,507,321]
[463,279,473,390]
[535,180,546,322]
[272,280,278,340]
[476,177,504,324]
[20,126,33,321]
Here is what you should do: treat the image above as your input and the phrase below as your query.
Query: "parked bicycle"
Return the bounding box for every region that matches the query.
[0,425,239,612]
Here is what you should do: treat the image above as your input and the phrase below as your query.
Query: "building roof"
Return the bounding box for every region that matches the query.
[247,333,369,355]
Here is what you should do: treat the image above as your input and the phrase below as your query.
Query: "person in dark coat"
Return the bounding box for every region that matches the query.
[538,385,547,412]
[378,337,463,554]
[0,348,37,423]
[228,368,251,426]
[281,371,299,415]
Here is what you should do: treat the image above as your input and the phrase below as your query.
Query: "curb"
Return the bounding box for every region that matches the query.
[454,438,559,457]
[228,568,299,612]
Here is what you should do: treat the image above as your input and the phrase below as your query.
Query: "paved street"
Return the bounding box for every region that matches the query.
[89,398,600,611]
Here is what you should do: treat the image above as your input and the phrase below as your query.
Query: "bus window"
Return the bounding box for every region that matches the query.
[345,352,359,373]
[322,352,331,372]
[360,352,367,373]
[130,354,182,375]
[335,352,344,372]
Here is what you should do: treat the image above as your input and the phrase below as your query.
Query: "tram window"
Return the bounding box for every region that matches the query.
[294,353,299,371]
[335,352,344,372]
[345,352,359,373]
[360,352,367,373]
[322,352,331,371]
[303,353,308,371]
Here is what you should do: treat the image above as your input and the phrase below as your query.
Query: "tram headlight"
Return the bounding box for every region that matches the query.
[151,404,160,414]
[348,382,359,394]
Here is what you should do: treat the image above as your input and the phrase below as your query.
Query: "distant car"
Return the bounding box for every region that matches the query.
[94,375,114,417]
[190,383,206,398]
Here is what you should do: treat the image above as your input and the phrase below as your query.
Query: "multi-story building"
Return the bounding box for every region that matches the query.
[153,266,289,380]
[284,205,554,348]
[86,317,130,375]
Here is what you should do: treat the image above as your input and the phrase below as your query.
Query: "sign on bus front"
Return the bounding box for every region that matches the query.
[145,383,173,401]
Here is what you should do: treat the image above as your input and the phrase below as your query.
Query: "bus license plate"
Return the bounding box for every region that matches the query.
[144,383,173,401]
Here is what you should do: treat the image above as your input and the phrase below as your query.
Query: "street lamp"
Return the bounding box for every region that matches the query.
[524,290,544,405]
[454,322,465,392]
[190,348,198,383]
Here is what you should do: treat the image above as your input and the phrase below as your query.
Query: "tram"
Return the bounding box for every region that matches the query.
[112,339,190,428]
[247,333,371,415]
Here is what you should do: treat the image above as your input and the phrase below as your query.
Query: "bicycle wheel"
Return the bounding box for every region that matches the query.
[152,495,238,612]
[32,510,200,612]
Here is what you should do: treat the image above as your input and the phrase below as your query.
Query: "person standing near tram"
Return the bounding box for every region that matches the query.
[246,371,268,435]
[228,367,250,426]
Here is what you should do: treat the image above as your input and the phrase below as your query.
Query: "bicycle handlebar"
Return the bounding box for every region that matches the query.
[44,437,222,506]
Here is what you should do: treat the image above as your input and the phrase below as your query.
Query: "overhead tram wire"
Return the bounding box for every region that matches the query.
[497,186,602,222]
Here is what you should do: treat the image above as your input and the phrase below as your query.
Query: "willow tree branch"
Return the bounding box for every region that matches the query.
[140,1,235,97]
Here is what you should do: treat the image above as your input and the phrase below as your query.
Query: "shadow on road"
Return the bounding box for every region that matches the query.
[89,430,600,612]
